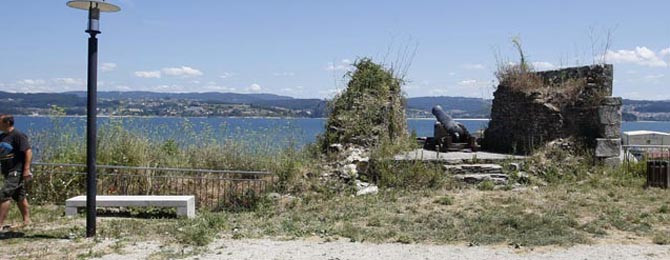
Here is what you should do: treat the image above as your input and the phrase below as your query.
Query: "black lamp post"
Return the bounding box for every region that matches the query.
[66,0,120,237]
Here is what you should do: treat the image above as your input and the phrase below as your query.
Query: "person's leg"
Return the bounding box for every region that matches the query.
[16,198,30,225]
[0,199,11,228]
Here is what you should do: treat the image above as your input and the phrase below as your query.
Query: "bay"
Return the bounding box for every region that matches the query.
[13,116,670,148]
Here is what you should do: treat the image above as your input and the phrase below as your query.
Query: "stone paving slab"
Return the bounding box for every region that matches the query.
[394,149,526,164]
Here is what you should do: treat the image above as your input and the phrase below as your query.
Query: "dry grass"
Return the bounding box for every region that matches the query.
[1,167,668,259]
[495,63,544,93]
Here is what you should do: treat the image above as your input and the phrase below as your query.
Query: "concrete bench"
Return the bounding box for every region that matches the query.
[65,195,196,218]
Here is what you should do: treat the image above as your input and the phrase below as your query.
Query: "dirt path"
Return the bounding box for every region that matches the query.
[96,238,670,260]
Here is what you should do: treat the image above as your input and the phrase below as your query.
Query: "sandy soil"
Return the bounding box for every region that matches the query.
[95,238,670,260]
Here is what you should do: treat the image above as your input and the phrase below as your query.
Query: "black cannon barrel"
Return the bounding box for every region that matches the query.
[431,105,466,138]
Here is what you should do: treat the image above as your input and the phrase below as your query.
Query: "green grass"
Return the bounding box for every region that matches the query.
[1,165,668,259]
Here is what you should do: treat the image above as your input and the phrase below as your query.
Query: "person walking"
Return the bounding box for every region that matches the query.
[0,114,32,230]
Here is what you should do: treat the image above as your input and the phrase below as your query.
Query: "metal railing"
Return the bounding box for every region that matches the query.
[622,144,670,173]
[28,162,275,210]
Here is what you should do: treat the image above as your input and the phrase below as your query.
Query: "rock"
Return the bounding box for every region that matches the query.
[508,163,521,171]
[344,147,369,163]
[356,185,378,196]
[595,138,621,158]
[354,180,370,190]
[598,105,621,125]
[453,173,508,185]
[341,164,358,179]
[329,143,343,152]
[516,171,530,183]
[444,164,503,175]
[602,157,621,167]
[267,192,281,200]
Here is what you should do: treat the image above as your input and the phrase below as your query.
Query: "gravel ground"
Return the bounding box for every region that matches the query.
[96,238,670,260]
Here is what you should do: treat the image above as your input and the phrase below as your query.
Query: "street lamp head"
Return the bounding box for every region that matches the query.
[67,0,120,34]
[66,0,120,12]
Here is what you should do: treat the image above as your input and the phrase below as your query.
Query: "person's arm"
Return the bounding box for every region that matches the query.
[22,148,32,181]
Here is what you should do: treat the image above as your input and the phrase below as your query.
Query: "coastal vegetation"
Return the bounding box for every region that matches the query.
[1,58,669,259]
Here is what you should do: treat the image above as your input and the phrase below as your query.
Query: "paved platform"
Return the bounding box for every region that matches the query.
[65,195,196,218]
[394,149,526,164]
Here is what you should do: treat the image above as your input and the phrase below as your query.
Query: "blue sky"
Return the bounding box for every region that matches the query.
[1,0,669,99]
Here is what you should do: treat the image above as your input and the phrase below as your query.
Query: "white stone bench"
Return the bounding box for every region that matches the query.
[65,195,196,218]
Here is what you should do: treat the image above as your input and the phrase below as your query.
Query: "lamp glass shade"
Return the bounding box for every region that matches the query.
[67,0,120,12]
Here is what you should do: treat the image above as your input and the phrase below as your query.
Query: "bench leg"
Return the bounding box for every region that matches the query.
[177,205,196,219]
[65,206,78,217]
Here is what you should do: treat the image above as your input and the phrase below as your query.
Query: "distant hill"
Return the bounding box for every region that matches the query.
[0,91,85,114]
[406,96,492,118]
[64,91,293,103]
[2,91,670,120]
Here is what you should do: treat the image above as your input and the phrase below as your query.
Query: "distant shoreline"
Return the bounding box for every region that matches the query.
[17,115,491,121]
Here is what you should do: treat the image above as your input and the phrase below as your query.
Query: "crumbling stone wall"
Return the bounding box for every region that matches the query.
[482,64,622,165]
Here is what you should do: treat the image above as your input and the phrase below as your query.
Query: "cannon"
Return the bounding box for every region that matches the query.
[422,105,478,152]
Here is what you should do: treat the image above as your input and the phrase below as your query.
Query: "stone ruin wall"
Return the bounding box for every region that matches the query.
[482,64,622,165]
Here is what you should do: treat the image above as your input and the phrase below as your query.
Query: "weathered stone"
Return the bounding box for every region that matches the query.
[340,163,358,179]
[453,174,508,185]
[354,180,370,190]
[600,123,621,138]
[602,157,621,167]
[329,143,343,152]
[595,138,621,158]
[267,192,282,200]
[598,105,621,125]
[356,185,378,196]
[444,164,504,175]
[508,162,522,171]
[482,64,622,157]
[600,96,623,106]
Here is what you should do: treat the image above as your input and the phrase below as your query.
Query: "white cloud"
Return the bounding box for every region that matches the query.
[531,61,557,70]
[644,74,665,80]
[462,64,485,70]
[161,66,203,77]
[272,72,295,77]
[246,83,262,93]
[17,79,46,85]
[201,84,235,92]
[219,72,235,79]
[429,88,450,96]
[660,48,670,56]
[134,71,161,78]
[6,78,84,92]
[280,86,304,93]
[112,85,132,91]
[325,59,354,72]
[101,62,117,72]
[53,78,84,85]
[457,79,478,87]
[603,47,668,67]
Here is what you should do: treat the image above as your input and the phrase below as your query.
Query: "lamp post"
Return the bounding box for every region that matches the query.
[66,0,120,237]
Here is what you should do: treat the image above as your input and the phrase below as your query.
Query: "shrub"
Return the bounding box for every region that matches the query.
[321,58,408,149]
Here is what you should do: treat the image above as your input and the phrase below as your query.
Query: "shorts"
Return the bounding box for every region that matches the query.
[1,171,26,202]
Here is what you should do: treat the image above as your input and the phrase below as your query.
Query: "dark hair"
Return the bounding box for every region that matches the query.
[0,114,14,127]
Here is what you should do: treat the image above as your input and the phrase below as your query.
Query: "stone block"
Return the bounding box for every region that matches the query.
[598,105,622,125]
[600,96,622,106]
[600,123,621,138]
[595,138,621,158]
[602,157,621,168]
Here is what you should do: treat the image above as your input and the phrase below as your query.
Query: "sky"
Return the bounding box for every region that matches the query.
[1,0,669,100]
